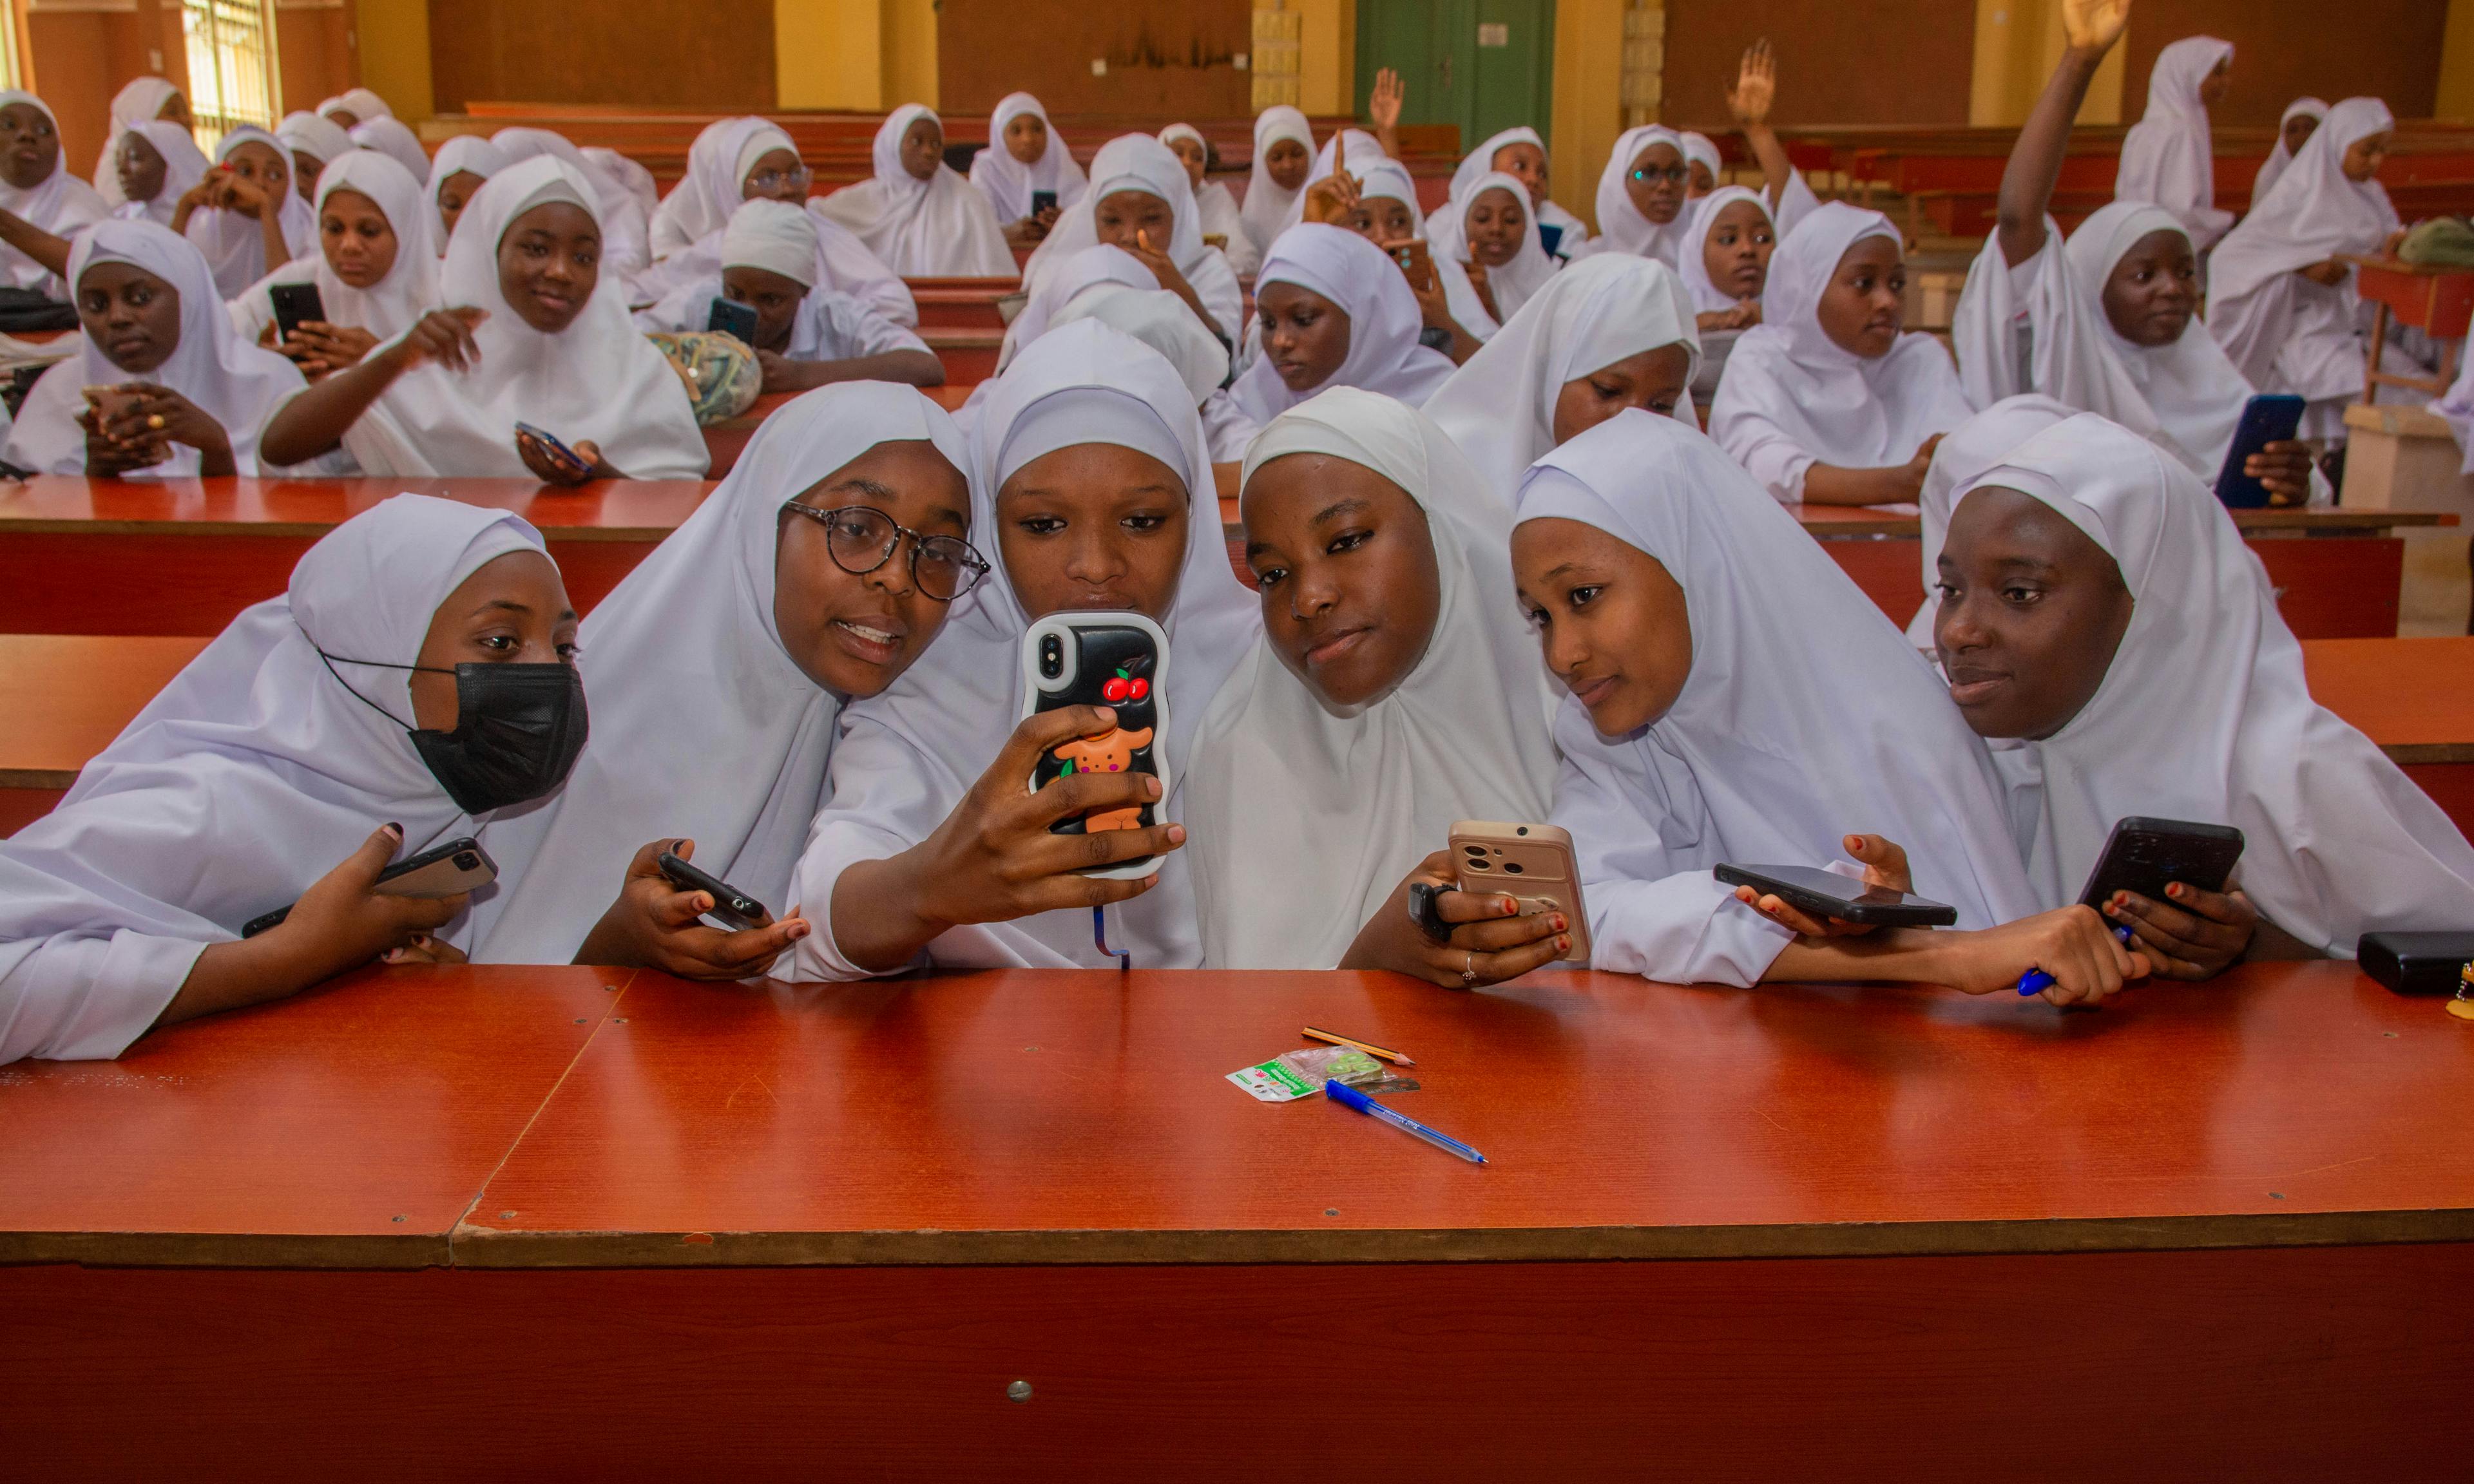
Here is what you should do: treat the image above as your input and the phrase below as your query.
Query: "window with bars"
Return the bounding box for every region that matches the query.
[181,0,281,146]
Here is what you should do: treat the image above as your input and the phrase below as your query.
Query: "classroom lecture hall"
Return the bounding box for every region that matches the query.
[8,0,2474,1470]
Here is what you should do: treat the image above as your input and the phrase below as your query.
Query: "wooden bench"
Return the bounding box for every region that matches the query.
[0,958,2466,1473]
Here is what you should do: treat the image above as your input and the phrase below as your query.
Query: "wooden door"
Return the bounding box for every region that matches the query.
[1356,0,1555,151]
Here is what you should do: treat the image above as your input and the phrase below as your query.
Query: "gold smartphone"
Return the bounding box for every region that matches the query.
[1386,237,1435,293]
[1448,820,1591,965]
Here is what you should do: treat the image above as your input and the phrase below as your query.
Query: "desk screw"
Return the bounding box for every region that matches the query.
[1325,1208,1339,1217]
[614,1018,629,1025]
[573,1018,588,1025]
[392,1215,406,1222]
[500,1210,517,1219]
[2269,1192,2286,1200]
[1006,1380,1033,1403]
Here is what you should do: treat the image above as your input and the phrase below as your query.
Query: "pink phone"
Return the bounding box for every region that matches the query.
[1448,820,1591,965]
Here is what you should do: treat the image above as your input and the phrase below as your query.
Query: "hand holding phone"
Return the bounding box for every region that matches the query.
[2212,394,2306,509]
[705,296,760,345]
[1714,861,1959,929]
[573,840,810,982]
[1386,237,1437,293]
[235,825,472,982]
[513,421,599,484]
[269,281,328,344]
[1017,614,1171,880]
[2076,816,2254,982]
[1725,835,1919,937]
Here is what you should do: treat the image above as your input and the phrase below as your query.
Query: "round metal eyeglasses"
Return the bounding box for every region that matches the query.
[785,503,989,602]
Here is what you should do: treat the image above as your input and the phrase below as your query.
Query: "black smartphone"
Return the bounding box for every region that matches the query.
[1030,189,1057,216]
[656,849,771,932]
[1537,222,1566,258]
[512,420,596,480]
[2075,817,2245,910]
[705,296,760,345]
[2212,394,2306,509]
[1016,612,1170,880]
[1713,862,1961,928]
[269,281,326,342]
[242,837,498,938]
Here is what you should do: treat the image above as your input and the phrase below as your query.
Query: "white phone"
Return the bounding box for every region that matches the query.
[1017,612,1171,881]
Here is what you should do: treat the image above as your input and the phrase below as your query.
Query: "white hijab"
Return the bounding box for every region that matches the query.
[0,496,541,1063]
[109,120,209,229]
[1435,168,1557,336]
[475,385,972,966]
[787,321,1258,976]
[2114,36,2235,247]
[998,242,1157,371]
[1520,411,2042,984]
[1231,224,1457,422]
[811,105,1013,278]
[1709,202,1973,496]
[229,151,440,347]
[2,218,308,477]
[2208,97,2400,384]
[1021,133,1242,341]
[1273,126,1385,236]
[1680,131,1723,188]
[1240,106,1314,255]
[1953,201,2256,482]
[275,111,354,184]
[1188,388,1558,969]
[2254,97,2330,202]
[341,155,707,480]
[349,115,431,185]
[1426,253,1700,506]
[490,127,651,279]
[1902,392,2078,649]
[1678,184,1771,314]
[186,124,316,298]
[969,92,1088,222]
[1961,414,2474,952]
[0,91,108,291]
[1160,122,1250,271]
[1585,125,1692,266]
[1053,283,1231,408]
[92,77,181,205]
[649,117,796,258]
[423,135,506,258]
[318,88,394,125]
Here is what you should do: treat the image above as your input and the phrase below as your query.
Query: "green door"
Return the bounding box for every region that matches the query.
[1355,0,1556,153]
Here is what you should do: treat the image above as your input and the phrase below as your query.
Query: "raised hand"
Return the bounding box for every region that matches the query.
[1727,39,1778,128]
[1370,67,1405,131]
[2060,0,2132,55]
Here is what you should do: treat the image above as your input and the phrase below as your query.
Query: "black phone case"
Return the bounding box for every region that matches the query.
[2076,817,2245,909]
[657,850,769,931]
[1031,189,1058,215]
[1712,863,1960,928]
[2357,931,2474,994]
[2212,395,2306,509]
[1028,623,1160,848]
[240,837,488,938]
[269,282,325,341]
[705,296,760,343]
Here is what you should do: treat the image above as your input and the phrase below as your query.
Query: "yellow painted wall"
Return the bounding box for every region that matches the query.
[1289,0,1354,115]
[2440,0,2474,120]
[773,0,935,111]
[353,0,434,120]
[1551,0,1625,229]
[883,0,937,108]
[1969,0,2122,128]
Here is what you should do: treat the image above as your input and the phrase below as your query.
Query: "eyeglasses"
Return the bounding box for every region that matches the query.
[785,503,989,602]
[747,166,812,193]
[1629,165,1689,186]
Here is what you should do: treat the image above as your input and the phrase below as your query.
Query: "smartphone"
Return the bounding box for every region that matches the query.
[1449,821,1591,964]
[2212,394,2306,509]
[512,420,596,480]
[705,295,760,345]
[1016,612,1170,881]
[1030,189,1058,216]
[2075,817,2245,911]
[269,281,327,343]
[82,384,140,430]
[1386,237,1435,292]
[1712,862,1960,928]
[1537,222,1566,258]
[241,837,499,938]
[656,849,771,932]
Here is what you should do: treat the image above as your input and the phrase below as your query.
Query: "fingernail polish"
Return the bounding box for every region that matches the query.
[384,821,402,836]
[1552,915,1567,931]
[788,922,810,940]
[1557,936,1571,952]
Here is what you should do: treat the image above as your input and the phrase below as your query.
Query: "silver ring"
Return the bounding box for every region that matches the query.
[1461,951,1478,987]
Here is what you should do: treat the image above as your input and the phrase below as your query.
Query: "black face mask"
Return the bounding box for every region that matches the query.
[323,655,589,815]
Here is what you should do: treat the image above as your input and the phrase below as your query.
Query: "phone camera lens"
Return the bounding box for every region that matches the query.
[1465,858,1491,871]
[1462,844,1487,857]
[1039,635,1062,678]
[1503,862,1525,874]
[453,852,479,871]
[1515,826,1529,836]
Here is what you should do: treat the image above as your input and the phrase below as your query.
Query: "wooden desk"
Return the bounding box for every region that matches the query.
[2303,634,2474,833]
[0,477,711,635]
[1,961,2467,1474]
[0,634,208,833]
[2349,255,2474,403]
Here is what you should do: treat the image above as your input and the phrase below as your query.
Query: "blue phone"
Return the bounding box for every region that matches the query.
[705,296,760,344]
[2212,394,2306,509]
[1537,222,1566,258]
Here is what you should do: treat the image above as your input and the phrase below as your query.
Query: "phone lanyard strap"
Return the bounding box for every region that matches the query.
[1092,905,1130,973]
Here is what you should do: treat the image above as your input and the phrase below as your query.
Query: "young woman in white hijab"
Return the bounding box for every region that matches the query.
[490,127,651,281]
[1160,122,1251,274]
[2113,35,2235,249]
[586,149,660,219]
[350,115,431,186]
[1426,254,1701,508]
[106,120,209,231]
[276,111,355,203]
[1021,133,1242,347]
[256,155,707,482]
[424,135,506,258]
[1187,388,1565,980]
[1679,132,1723,196]
[1239,106,1315,262]
[2,219,308,477]
[1234,224,1456,423]
[174,124,313,298]
[474,385,979,974]
[971,92,1087,249]
[1429,125,1589,258]
[229,152,440,382]
[1427,167,1557,345]
[1272,126,1385,238]
[1675,185,1777,402]
[1511,411,2143,1004]
[780,321,1258,979]
[0,92,109,295]
[1573,125,1692,270]
[0,495,584,1065]
[1901,392,2078,651]
[317,88,394,129]
[2255,97,2328,203]
[91,77,187,207]
[2208,98,2405,442]
[1709,202,1973,506]
[1931,413,2474,968]
[1952,8,2323,502]
[636,199,937,394]
[813,105,1013,278]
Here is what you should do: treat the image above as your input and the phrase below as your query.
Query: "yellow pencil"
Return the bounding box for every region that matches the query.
[1302,1025,1414,1067]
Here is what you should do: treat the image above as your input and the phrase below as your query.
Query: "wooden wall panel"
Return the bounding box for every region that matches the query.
[935,0,1249,122]
[1662,0,1977,129]
[276,3,358,119]
[2120,0,2449,127]
[26,0,187,183]
[425,0,776,113]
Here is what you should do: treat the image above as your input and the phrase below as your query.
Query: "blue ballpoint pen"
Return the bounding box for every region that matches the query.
[2017,922,2136,996]
[1325,1078,1487,1164]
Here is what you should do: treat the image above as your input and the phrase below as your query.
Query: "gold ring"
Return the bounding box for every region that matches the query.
[145,413,166,430]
